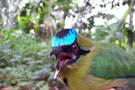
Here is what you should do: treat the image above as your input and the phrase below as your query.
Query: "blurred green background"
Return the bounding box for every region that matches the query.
[0,0,135,90]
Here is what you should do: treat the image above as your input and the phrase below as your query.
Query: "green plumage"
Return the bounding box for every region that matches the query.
[50,29,135,90]
[90,42,135,79]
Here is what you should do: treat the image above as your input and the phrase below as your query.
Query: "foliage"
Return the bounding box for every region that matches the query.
[0,29,57,89]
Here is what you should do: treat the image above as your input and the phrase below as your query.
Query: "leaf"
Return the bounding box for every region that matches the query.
[2,49,12,54]
[40,83,49,90]
[13,55,21,59]
[19,82,28,86]
[5,67,12,72]
[9,58,19,62]
[23,57,33,61]
[2,42,10,49]
[115,32,125,42]
[47,72,54,82]
[104,35,112,42]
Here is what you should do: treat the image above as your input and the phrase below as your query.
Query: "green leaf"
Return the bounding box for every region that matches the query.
[19,82,28,86]
[40,83,49,90]
[2,49,12,54]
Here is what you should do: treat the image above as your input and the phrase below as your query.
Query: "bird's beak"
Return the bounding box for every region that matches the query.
[53,53,76,79]
[49,47,62,79]
[49,47,61,57]
[53,69,61,79]
[49,47,76,79]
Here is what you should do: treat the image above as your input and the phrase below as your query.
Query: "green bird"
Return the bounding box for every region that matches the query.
[49,29,135,90]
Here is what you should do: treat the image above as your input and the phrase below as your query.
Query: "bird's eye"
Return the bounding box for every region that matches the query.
[72,44,78,52]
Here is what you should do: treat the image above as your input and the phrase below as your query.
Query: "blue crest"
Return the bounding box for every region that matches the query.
[52,29,78,47]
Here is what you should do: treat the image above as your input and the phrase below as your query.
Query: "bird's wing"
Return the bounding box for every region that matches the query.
[90,43,135,79]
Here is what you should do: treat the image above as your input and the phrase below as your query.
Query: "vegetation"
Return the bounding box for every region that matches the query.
[0,0,135,90]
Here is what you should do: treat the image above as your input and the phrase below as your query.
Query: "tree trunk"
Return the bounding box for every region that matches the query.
[126,0,134,52]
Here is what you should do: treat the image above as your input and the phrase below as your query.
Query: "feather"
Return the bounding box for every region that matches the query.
[52,29,77,47]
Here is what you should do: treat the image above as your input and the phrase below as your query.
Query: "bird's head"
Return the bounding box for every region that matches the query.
[49,29,90,79]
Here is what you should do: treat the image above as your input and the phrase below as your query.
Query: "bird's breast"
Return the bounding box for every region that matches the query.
[60,52,93,90]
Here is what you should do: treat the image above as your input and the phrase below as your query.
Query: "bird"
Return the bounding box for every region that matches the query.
[49,28,135,90]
